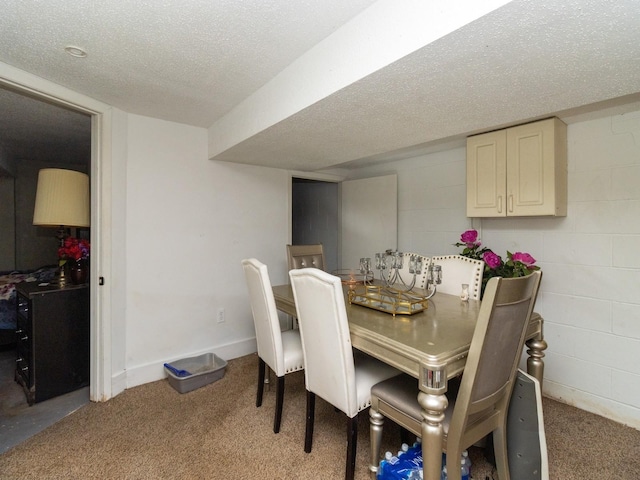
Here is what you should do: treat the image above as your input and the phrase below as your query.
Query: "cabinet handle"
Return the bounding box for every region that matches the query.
[508,194,514,213]
[497,196,503,213]
[20,335,28,342]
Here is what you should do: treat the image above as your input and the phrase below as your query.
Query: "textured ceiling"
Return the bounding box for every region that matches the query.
[1,0,639,172]
[0,0,377,126]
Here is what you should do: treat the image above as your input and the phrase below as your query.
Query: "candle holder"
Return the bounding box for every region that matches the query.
[347,250,443,316]
[372,250,441,299]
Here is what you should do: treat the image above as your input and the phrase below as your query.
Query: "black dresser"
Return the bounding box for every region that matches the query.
[15,281,89,405]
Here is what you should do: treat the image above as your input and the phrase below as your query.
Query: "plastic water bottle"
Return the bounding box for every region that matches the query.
[378,451,401,479]
[460,458,470,480]
[441,465,447,480]
[407,468,423,480]
[397,445,421,479]
[461,450,472,477]
[379,444,423,480]
[377,451,391,478]
[399,444,422,478]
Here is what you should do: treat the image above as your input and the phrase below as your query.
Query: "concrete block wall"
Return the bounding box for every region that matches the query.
[351,109,640,429]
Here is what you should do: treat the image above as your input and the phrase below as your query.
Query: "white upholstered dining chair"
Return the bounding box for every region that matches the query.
[432,254,485,300]
[289,267,401,480]
[241,258,304,434]
[369,271,542,480]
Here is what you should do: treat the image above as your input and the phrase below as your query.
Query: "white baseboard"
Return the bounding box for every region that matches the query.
[122,337,257,390]
[111,370,127,398]
[543,379,640,431]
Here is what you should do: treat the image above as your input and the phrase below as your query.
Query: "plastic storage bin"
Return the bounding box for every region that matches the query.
[164,352,227,393]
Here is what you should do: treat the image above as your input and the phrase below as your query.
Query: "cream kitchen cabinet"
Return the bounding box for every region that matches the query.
[466,117,567,217]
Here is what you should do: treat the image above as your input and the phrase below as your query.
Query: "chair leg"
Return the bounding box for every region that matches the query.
[369,407,384,476]
[273,375,285,433]
[345,415,358,480]
[304,390,316,453]
[447,445,463,480]
[256,357,266,408]
[493,427,510,480]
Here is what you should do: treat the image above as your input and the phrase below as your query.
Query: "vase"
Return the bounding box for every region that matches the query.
[69,259,89,285]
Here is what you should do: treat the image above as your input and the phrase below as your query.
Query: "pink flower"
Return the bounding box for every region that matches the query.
[460,229,480,248]
[483,251,502,269]
[512,252,536,266]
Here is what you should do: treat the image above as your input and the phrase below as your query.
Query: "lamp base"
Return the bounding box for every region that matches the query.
[55,263,69,287]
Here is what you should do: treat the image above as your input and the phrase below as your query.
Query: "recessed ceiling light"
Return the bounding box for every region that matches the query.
[64,46,87,58]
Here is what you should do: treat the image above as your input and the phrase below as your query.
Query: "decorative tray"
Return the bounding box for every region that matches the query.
[347,283,428,316]
[331,269,374,287]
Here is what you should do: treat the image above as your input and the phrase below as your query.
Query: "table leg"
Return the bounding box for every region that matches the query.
[418,390,448,480]
[418,364,448,480]
[526,332,547,387]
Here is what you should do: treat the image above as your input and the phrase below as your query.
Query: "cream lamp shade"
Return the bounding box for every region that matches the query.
[33,168,90,227]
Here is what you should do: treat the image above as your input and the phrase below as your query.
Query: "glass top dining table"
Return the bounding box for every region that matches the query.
[272,283,546,480]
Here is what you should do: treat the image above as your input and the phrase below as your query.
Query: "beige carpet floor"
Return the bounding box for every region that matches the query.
[1,353,639,479]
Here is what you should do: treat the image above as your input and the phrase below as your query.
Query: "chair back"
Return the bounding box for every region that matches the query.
[431,254,484,299]
[448,271,542,448]
[287,244,325,271]
[241,258,286,376]
[386,252,431,290]
[289,268,357,417]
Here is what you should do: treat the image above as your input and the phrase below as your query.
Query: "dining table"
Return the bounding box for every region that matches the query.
[272,282,546,480]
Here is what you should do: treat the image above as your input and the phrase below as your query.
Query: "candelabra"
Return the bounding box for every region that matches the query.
[350,251,441,316]
[359,250,442,300]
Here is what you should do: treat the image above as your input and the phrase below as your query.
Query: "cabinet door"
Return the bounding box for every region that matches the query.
[506,118,567,216]
[466,130,507,217]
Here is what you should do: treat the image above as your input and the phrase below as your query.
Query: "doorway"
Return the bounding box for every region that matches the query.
[0,85,94,450]
[291,178,339,273]
[0,69,112,404]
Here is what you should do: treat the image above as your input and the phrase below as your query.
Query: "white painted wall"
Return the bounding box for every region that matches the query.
[122,113,290,388]
[349,109,640,429]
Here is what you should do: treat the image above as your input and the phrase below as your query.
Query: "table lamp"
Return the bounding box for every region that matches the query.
[33,168,90,286]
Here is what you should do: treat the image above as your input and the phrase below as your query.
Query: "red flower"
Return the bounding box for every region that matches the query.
[58,237,90,261]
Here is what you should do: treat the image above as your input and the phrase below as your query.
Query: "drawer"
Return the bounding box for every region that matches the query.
[16,353,31,387]
[17,295,29,319]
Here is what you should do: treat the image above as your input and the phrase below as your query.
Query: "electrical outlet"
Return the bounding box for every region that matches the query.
[217,308,225,323]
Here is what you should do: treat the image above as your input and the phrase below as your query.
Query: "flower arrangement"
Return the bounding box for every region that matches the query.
[58,237,90,263]
[455,229,539,296]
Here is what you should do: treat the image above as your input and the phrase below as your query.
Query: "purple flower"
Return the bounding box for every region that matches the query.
[512,252,536,266]
[460,229,480,249]
[483,251,502,269]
